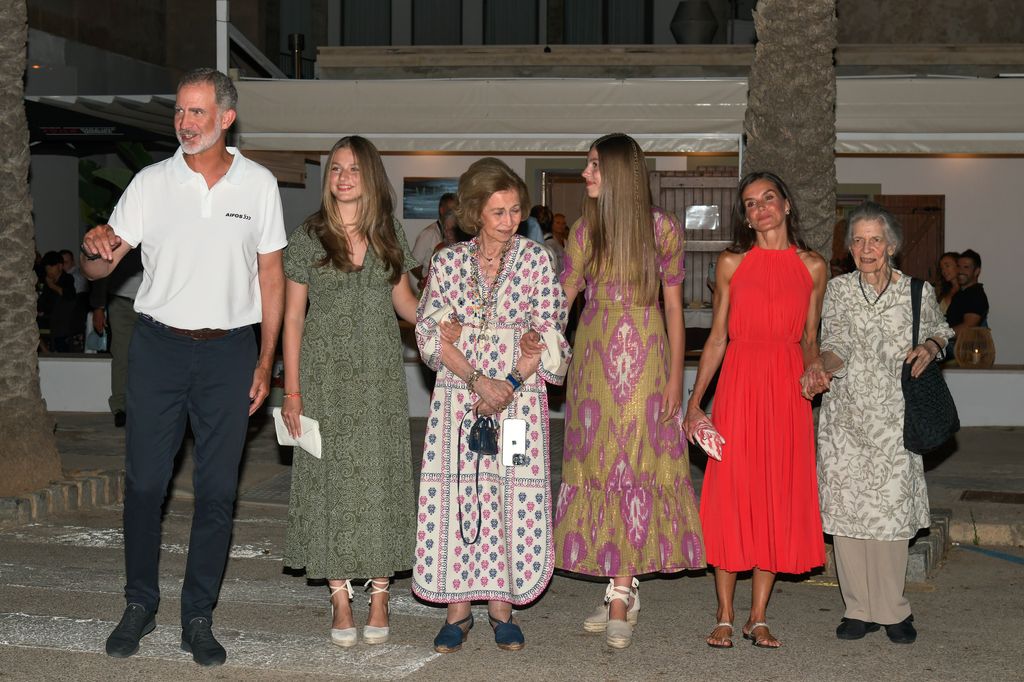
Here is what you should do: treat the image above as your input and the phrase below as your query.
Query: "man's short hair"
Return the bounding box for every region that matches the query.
[178,67,238,113]
[959,249,982,269]
[438,193,457,207]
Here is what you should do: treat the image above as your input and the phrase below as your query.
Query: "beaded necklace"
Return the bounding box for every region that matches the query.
[858,269,892,306]
[466,236,514,334]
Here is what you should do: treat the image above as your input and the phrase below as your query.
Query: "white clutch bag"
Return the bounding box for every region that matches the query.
[688,419,725,462]
[272,407,322,459]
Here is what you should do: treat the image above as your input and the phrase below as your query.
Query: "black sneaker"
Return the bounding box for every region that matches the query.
[836,617,880,640]
[105,603,155,657]
[884,615,917,644]
[181,617,227,667]
[114,410,127,428]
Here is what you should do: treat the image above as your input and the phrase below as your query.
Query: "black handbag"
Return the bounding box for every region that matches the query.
[901,278,960,454]
[467,415,499,456]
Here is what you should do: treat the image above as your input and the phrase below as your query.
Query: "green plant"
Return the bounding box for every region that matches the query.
[78,142,154,224]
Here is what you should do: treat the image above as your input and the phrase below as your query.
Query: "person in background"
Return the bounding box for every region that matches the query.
[89,249,144,426]
[411,192,457,292]
[934,251,959,314]
[543,210,566,275]
[80,67,286,667]
[414,157,570,654]
[519,204,550,244]
[280,135,419,648]
[805,201,953,645]
[37,250,80,352]
[554,133,705,650]
[944,249,988,355]
[682,171,827,649]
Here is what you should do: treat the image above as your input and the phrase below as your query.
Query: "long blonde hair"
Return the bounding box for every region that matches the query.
[582,133,658,305]
[306,136,404,284]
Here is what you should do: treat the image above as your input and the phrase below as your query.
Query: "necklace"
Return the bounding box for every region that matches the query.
[467,236,514,333]
[858,270,892,306]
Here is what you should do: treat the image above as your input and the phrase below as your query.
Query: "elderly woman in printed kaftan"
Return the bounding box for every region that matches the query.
[413,157,570,654]
[808,201,953,645]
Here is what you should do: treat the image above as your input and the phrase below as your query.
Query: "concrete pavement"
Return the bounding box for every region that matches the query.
[0,413,1021,680]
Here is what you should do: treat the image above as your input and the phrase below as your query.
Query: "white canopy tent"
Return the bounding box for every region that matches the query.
[232,77,1024,155]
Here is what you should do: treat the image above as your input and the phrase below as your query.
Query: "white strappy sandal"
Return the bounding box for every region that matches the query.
[583,578,640,633]
[329,580,357,647]
[603,579,640,649]
[362,579,391,645]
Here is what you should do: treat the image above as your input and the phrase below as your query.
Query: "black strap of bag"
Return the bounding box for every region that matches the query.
[902,278,960,454]
[455,415,498,545]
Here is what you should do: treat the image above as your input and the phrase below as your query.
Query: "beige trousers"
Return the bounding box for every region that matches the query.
[833,535,912,625]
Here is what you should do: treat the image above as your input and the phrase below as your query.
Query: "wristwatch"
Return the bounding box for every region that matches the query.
[80,242,102,261]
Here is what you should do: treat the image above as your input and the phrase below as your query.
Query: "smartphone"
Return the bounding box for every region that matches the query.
[501,418,528,466]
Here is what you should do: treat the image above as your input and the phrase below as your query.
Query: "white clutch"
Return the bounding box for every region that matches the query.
[272,407,322,459]
[688,419,725,462]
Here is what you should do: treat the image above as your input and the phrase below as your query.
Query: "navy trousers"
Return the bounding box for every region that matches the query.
[123,316,255,627]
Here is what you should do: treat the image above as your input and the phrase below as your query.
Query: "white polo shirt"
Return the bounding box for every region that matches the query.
[109,147,287,330]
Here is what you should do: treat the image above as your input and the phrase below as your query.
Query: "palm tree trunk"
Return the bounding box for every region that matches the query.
[0,0,63,496]
[743,0,838,260]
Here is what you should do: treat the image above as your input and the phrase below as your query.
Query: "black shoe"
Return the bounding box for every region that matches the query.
[836,617,880,640]
[181,617,227,666]
[113,410,126,428]
[105,603,155,658]
[885,615,917,644]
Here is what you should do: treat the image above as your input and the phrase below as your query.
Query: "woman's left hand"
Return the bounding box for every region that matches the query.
[905,343,938,378]
[659,381,683,424]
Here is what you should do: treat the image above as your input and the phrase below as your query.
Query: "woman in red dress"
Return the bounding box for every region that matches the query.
[682,171,828,649]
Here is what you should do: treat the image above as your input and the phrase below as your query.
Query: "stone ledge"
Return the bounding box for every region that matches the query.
[823,509,952,584]
[0,469,124,527]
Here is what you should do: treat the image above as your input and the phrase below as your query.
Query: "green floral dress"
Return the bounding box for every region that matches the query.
[283,222,417,579]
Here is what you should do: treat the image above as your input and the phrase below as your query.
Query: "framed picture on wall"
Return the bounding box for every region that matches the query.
[403,177,459,218]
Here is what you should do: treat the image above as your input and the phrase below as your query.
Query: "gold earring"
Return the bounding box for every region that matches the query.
[785,208,791,215]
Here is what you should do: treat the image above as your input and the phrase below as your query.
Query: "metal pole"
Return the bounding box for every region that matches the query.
[288,33,305,79]
[216,0,229,74]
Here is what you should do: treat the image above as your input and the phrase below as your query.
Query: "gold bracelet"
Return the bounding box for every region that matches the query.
[466,370,483,392]
[283,392,301,399]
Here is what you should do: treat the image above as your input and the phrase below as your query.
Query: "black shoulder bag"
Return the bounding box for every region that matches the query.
[902,277,960,454]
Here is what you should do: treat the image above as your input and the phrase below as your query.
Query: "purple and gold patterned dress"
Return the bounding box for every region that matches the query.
[413,236,571,605]
[553,208,705,577]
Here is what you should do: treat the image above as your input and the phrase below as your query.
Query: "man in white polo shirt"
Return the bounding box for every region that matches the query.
[81,67,286,667]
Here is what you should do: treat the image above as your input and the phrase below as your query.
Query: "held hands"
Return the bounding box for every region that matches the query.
[439,316,463,345]
[800,363,832,400]
[280,394,304,438]
[519,330,543,360]
[472,376,514,417]
[81,224,122,261]
[904,343,938,379]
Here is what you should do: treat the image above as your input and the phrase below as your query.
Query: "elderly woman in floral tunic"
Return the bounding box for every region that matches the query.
[414,157,570,653]
[803,201,953,645]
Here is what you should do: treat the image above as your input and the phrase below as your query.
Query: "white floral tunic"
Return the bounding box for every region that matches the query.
[817,271,954,541]
[413,236,571,605]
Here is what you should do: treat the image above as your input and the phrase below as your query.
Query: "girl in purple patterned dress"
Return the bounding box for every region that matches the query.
[414,158,571,653]
[553,134,705,649]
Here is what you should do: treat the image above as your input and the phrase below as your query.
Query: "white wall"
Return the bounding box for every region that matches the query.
[837,157,1023,364]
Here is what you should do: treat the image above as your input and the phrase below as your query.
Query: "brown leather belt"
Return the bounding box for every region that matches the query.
[140,314,231,340]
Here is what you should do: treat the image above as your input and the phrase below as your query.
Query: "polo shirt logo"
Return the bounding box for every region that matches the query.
[225,212,252,220]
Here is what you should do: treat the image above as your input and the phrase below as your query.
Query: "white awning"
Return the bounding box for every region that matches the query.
[233,76,1024,155]
[234,78,748,153]
[27,78,1024,155]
